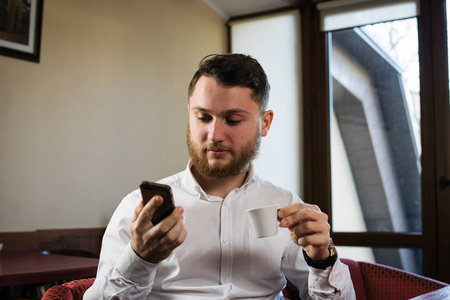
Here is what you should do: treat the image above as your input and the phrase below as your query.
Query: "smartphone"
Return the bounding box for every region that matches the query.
[139,181,175,225]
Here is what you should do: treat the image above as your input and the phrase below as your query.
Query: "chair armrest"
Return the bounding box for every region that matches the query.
[41,285,74,300]
[63,277,96,300]
[341,258,368,300]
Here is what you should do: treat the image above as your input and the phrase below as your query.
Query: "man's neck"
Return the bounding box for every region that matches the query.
[191,166,249,199]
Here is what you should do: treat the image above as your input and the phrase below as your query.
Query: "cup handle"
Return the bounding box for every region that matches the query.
[277,222,282,232]
[276,208,282,232]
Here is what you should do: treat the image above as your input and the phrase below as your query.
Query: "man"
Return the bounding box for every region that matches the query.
[84,54,355,299]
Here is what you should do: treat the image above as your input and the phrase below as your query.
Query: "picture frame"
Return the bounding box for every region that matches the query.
[0,0,44,63]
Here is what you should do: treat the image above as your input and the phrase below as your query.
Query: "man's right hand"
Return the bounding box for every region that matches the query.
[130,195,187,263]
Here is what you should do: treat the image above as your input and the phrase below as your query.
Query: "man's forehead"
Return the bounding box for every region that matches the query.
[189,77,259,112]
[192,77,252,96]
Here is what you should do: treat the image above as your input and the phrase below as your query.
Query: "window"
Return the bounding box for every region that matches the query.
[330,19,422,273]
[302,0,450,281]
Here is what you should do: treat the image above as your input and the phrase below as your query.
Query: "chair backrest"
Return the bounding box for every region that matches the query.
[283,258,449,300]
[42,278,95,300]
[358,261,448,300]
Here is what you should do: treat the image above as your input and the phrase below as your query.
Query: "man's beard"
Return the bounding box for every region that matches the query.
[186,124,261,179]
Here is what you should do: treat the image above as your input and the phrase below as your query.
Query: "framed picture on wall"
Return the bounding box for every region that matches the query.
[0,0,44,63]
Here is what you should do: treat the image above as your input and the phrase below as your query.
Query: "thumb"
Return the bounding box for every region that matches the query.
[132,201,144,222]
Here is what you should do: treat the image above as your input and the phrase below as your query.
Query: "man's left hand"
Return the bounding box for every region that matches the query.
[278,203,330,260]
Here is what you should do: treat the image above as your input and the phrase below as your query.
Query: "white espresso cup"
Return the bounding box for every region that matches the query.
[245,204,280,238]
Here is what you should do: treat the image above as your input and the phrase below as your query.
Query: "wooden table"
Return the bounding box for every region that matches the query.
[0,252,99,286]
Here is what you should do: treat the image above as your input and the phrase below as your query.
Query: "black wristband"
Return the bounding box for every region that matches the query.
[302,249,337,270]
[302,239,338,270]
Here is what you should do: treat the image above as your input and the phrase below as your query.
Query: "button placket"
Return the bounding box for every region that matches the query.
[220,196,233,285]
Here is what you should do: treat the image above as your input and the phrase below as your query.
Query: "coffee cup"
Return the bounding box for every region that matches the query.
[245,204,280,238]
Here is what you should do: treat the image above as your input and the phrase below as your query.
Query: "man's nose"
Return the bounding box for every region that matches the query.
[209,120,225,143]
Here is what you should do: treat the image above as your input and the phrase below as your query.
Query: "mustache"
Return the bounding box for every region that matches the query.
[203,143,233,153]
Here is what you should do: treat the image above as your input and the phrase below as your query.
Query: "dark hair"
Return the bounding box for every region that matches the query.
[188,54,270,113]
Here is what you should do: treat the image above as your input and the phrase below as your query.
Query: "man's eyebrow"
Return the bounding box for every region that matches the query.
[191,107,210,113]
[192,106,250,115]
[224,109,250,115]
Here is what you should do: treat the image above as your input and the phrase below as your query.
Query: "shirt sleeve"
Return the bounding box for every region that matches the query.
[306,257,356,299]
[281,241,356,300]
[83,191,159,300]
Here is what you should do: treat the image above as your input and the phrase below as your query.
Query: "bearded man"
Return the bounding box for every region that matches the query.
[84,54,355,300]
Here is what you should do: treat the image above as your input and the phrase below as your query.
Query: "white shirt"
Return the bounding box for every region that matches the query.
[84,162,355,300]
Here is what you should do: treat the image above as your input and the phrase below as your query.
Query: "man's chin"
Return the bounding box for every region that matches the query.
[207,164,230,175]
[205,156,230,166]
[195,160,233,178]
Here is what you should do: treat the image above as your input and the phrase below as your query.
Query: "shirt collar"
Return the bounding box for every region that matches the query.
[181,160,256,201]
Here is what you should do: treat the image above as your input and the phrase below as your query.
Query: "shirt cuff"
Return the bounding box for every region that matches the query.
[308,257,349,293]
[328,257,351,291]
[114,243,159,285]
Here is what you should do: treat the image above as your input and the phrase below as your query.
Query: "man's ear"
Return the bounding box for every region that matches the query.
[261,110,274,137]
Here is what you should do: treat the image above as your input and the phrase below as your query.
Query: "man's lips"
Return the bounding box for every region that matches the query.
[206,147,229,157]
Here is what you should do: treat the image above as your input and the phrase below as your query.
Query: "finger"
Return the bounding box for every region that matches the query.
[281,209,327,230]
[141,207,186,256]
[154,206,184,233]
[161,217,188,249]
[137,195,164,225]
[296,232,329,249]
[292,220,330,239]
[143,206,184,241]
[150,225,187,261]
[278,203,320,220]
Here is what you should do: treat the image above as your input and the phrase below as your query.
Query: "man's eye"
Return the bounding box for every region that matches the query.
[198,116,212,122]
[226,119,241,126]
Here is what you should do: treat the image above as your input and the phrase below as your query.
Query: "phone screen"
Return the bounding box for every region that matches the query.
[139,181,175,225]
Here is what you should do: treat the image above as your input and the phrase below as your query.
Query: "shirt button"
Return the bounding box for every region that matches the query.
[223,277,229,283]
[223,201,228,207]
[223,238,229,244]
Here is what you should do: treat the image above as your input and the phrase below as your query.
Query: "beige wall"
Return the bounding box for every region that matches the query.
[0,0,226,232]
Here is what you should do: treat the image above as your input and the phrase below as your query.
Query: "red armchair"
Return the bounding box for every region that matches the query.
[41,277,95,300]
[346,258,448,299]
[42,258,449,300]
[283,258,449,300]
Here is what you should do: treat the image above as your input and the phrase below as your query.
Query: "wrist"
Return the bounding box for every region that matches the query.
[304,246,329,260]
[303,238,338,270]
